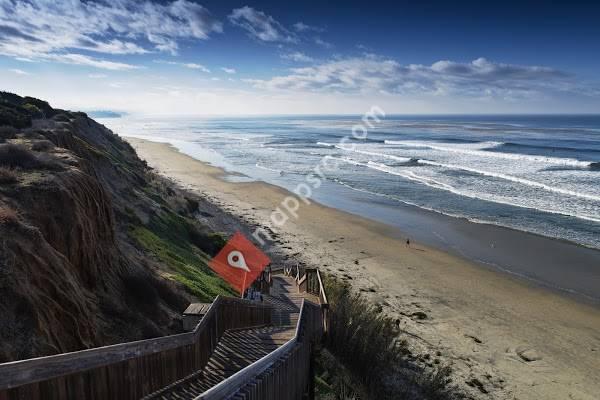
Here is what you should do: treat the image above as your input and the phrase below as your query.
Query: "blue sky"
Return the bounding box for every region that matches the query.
[1,0,599,114]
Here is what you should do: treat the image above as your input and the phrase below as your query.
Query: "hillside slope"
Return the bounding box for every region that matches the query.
[0,92,235,362]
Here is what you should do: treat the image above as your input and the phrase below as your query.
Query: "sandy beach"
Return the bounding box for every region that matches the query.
[128,137,600,400]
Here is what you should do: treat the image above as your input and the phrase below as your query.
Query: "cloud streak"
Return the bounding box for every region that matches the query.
[0,0,222,68]
[249,56,582,99]
[8,68,29,75]
[281,52,314,63]
[155,60,211,72]
[229,6,296,43]
[293,22,325,33]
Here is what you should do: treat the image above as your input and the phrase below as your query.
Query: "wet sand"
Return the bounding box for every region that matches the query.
[128,137,600,400]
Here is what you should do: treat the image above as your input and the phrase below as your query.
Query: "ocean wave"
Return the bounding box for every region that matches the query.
[501,141,600,154]
[327,142,600,200]
[255,163,282,173]
[316,142,334,147]
[333,179,600,257]
[317,141,414,163]
[417,159,600,202]
[384,140,593,167]
[331,157,600,223]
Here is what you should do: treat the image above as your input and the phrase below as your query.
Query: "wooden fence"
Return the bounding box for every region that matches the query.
[0,297,272,400]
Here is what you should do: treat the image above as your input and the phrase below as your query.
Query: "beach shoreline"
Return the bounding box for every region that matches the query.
[128,137,600,400]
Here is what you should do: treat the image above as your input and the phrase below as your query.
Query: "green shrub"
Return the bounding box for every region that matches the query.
[188,226,227,256]
[22,104,43,118]
[0,105,31,129]
[31,140,54,152]
[0,92,24,107]
[0,143,63,170]
[0,126,18,143]
[22,97,54,117]
[52,114,71,122]
[0,144,40,169]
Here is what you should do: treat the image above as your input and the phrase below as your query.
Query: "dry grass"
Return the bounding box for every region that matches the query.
[323,275,462,400]
[0,126,18,143]
[0,206,18,225]
[0,143,63,170]
[0,166,17,184]
[31,140,55,152]
[0,143,40,169]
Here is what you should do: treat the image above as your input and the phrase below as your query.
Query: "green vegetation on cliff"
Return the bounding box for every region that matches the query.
[130,210,235,301]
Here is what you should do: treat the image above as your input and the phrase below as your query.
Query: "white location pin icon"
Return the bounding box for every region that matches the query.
[227,250,250,272]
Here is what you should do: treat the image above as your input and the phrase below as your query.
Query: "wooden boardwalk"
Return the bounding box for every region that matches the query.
[144,275,318,399]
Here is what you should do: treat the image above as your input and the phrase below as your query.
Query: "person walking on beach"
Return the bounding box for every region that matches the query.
[406,238,410,247]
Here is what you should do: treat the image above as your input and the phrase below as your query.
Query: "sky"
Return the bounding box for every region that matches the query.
[0,0,599,115]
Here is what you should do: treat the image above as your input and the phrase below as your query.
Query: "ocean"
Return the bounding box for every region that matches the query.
[101,115,600,250]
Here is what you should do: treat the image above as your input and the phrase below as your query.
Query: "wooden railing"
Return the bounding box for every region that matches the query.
[291,267,329,334]
[200,268,328,400]
[198,299,323,400]
[0,297,272,400]
[255,266,272,295]
[0,268,329,400]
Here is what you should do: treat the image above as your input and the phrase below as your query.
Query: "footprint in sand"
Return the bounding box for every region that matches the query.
[506,346,543,362]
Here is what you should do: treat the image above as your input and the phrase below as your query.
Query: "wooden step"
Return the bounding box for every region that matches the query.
[143,326,295,400]
[144,272,322,399]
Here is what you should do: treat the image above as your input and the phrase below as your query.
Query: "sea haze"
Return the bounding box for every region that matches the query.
[103,115,600,249]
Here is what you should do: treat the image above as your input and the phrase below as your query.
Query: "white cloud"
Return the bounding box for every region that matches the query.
[8,68,29,75]
[229,6,296,43]
[88,73,108,79]
[221,67,236,74]
[0,0,223,67]
[293,22,324,33]
[248,56,580,99]
[314,37,333,49]
[48,53,140,70]
[154,60,210,72]
[281,52,314,63]
[183,63,210,72]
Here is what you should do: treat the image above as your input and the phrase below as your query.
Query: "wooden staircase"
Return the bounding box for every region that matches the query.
[144,274,313,399]
[142,326,295,399]
[0,268,328,400]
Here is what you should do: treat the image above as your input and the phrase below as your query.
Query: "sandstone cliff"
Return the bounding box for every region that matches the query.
[0,92,233,361]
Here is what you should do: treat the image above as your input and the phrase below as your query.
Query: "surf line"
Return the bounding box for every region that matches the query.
[252,106,386,246]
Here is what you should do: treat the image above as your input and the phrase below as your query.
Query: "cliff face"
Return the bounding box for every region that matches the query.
[0,92,233,362]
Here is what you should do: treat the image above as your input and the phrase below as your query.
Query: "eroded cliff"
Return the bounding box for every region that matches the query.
[0,92,233,361]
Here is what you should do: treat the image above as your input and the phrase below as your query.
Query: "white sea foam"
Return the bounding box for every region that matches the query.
[328,142,600,201]
[418,159,600,202]
[316,142,334,147]
[384,140,592,167]
[317,141,413,162]
[255,163,281,173]
[330,157,600,223]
